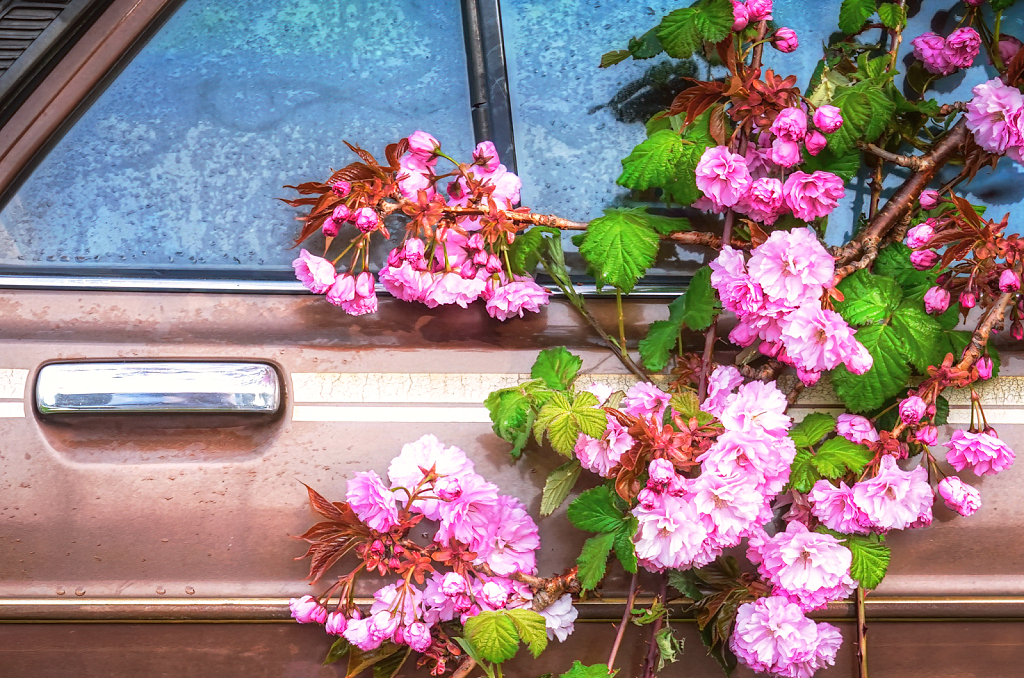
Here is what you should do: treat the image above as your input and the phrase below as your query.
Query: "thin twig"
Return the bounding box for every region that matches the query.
[607,572,639,674]
[859,142,925,170]
[640,575,669,678]
[452,657,478,678]
[856,587,869,678]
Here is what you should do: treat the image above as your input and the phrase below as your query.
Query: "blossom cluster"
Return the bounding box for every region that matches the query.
[966,78,1024,164]
[731,596,842,678]
[912,27,981,76]
[730,1,798,53]
[710,228,872,385]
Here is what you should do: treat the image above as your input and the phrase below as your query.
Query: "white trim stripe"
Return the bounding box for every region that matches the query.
[0,369,28,399]
[292,405,491,423]
[0,401,24,418]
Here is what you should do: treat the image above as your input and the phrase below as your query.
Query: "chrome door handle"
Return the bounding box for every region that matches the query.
[35,362,281,414]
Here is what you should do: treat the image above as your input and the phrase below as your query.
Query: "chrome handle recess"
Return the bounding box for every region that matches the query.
[35,362,281,414]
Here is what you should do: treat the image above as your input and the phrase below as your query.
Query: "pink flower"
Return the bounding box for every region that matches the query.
[353,207,379,233]
[633,493,709,571]
[340,271,378,316]
[718,380,792,436]
[379,261,432,303]
[347,471,400,532]
[960,290,977,309]
[965,79,1024,154]
[699,429,796,497]
[423,272,486,309]
[998,35,1023,66]
[732,0,749,30]
[326,273,356,307]
[809,480,871,535]
[924,286,950,314]
[746,0,772,20]
[852,456,933,531]
[755,521,856,610]
[772,27,798,53]
[812,105,843,133]
[769,138,803,168]
[325,611,347,636]
[945,429,1016,475]
[1000,269,1021,292]
[292,249,337,294]
[472,141,501,171]
[408,130,440,158]
[475,496,540,576]
[435,473,501,549]
[387,434,474,520]
[917,425,938,446]
[703,364,744,416]
[539,594,578,642]
[906,220,935,249]
[322,217,340,237]
[913,33,954,75]
[691,473,765,548]
[397,153,437,200]
[779,305,861,372]
[747,227,834,304]
[938,476,982,516]
[736,177,786,225]
[899,396,927,425]
[804,130,827,156]
[836,414,879,444]
[575,414,632,477]
[975,355,993,380]
[910,249,938,270]
[485,277,550,320]
[944,27,981,69]
[290,595,328,624]
[710,246,764,314]
[782,171,845,222]
[919,189,940,210]
[332,180,351,197]
[622,382,672,420]
[730,597,841,678]
[695,146,752,209]
[402,621,432,652]
[771,108,807,142]
[343,615,381,651]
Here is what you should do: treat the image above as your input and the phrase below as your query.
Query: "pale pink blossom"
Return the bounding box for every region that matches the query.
[809,480,871,535]
[924,286,950,314]
[699,429,796,496]
[387,434,474,520]
[379,262,433,303]
[485,277,551,320]
[782,171,845,222]
[938,476,982,516]
[476,496,540,576]
[747,227,834,305]
[730,597,841,678]
[423,271,486,309]
[779,305,861,372]
[347,471,400,533]
[771,108,807,142]
[836,414,879,444]
[539,594,578,642]
[917,425,938,446]
[691,472,765,548]
[703,364,744,416]
[737,177,786,225]
[710,246,764,314]
[325,611,347,636]
[435,473,501,549]
[718,379,791,436]
[812,105,843,133]
[408,130,440,158]
[473,141,501,171]
[343,615,380,651]
[293,249,337,294]
[622,382,672,420]
[290,595,328,624]
[695,146,752,209]
[574,414,632,477]
[633,492,710,571]
[965,79,1024,154]
[913,33,954,75]
[1000,269,1021,292]
[326,273,356,307]
[397,153,437,200]
[945,429,1016,475]
[944,27,981,69]
[852,456,933,531]
[755,521,856,610]
[998,35,1023,65]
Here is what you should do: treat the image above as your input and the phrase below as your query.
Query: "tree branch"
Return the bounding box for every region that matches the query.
[859,142,926,170]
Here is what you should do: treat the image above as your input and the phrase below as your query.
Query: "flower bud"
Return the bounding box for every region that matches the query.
[326,274,356,307]
[977,355,994,380]
[899,396,927,425]
[332,180,351,197]
[1014,320,1024,340]
[458,260,477,279]
[485,254,503,274]
[332,204,352,222]
[355,271,375,297]
[472,250,489,267]
[404,238,426,264]
[746,0,772,21]
[769,137,802,167]
[910,249,938,270]
[354,207,379,233]
[467,233,486,250]
[435,476,463,502]
[919,189,940,210]
[408,131,440,158]
[998,35,1023,66]
[796,367,821,386]
[321,217,340,238]
[325,611,347,636]
[960,290,977,309]
[917,425,938,446]
[772,27,798,53]
[804,130,827,156]
[481,582,508,609]
[812,105,843,133]
[924,286,950,314]
[999,269,1021,292]
[731,0,749,30]
[440,572,467,596]
[906,220,935,249]
[386,248,402,267]
[938,476,981,516]
[647,458,677,489]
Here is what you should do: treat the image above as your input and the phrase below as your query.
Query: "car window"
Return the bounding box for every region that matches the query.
[0,0,476,277]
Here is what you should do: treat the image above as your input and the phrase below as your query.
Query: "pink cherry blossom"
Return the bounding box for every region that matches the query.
[771,108,808,142]
[325,611,347,636]
[938,476,982,516]
[919,189,940,210]
[408,130,440,158]
[999,35,1023,65]
[812,105,843,133]
[910,249,938,270]
[290,595,328,624]
[475,496,540,576]
[737,177,786,225]
[944,27,981,69]
[747,227,834,305]
[632,492,710,571]
[804,130,827,156]
[472,141,501,171]
[718,379,791,436]
[387,434,474,520]
[695,146,752,209]
[293,249,337,294]
[322,217,340,237]
[772,27,798,53]
[1000,269,1021,292]
[397,153,437,200]
[699,429,796,497]
[913,33,954,75]
[769,137,803,168]
[423,272,486,309]
[899,396,927,424]
[622,382,672,419]
[852,456,933,531]
[340,271,378,316]
[924,286,950,314]
[906,221,935,249]
[691,472,765,548]
[730,597,841,678]
[836,414,879,444]
[435,472,501,549]
[746,0,772,20]
[965,79,1024,154]
[485,276,551,320]
[945,429,1016,475]
[782,171,845,222]
[780,305,862,372]
[703,364,744,416]
[754,521,856,610]
[732,0,749,30]
[539,594,578,642]
[574,414,633,477]
[710,246,765,314]
[326,273,356,307]
[353,207,379,233]
[809,479,871,535]
[379,261,433,303]
[347,471,400,533]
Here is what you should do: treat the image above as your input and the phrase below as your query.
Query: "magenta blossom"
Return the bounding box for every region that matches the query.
[293,249,337,294]
[622,381,672,420]
[999,35,1023,65]
[387,434,474,520]
[731,597,841,678]
[575,414,632,478]
[769,137,802,167]
[836,413,879,444]
[913,33,954,75]
[782,171,845,222]
[977,356,994,380]
[1000,269,1021,292]
[747,227,834,304]
[812,105,843,133]
[379,261,433,303]
[945,429,1016,475]
[852,456,933,531]
[960,290,977,309]
[938,476,982,516]
[906,220,935,249]
[910,249,938,270]
[772,27,798,53]
[484,276,551,320]
[732,0,749,30]
[924,286,950,314]
[321,217,340,238]
[919,189,940,210]
[347,471,400,533]
[737,177,786,224]
[944,27,981,69]
[475,496,540,576]
[746,0,772,20]
[408,130,440,158]
[340,271,378,316]
[809,479,871,534]
[771,108,807,142]
[353,206,379,233]
[695,146,752,209]
[424,272,486,309]
[326,273,356,308]
[899,396,927,425]
[804,130,827,156]
[290,595,328,625]
[325,611,347,636]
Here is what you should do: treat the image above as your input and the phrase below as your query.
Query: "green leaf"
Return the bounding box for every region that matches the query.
[873,243,937,301]
[846,533,890,590]
[372,647,413,678]
[877,3,906,29]
[935,394,949,426]
[813,436,874,478]
[534,391,606,456]
[657,8,701,59]
[667,570,704,600]
[346,643,401,678]
[669,390,701,419]
[540,460,583,517]
[464,611,520,664]
[639,317,682,371]
[892,301,945,373]
[531,346,583,391]
[600,49,632,68]
[568,485,628,533]
[323,637,351,666]
[505,609,549,659]
[576,531,616,590]
[579,208,662,293]
[788,448,821,493]
[828,81,896,154]
[838,0,877,34]
[693,0,734,43]
[631,599,666,626]
[936,304,960,331]
[992,0,1018,10]
[660,121,713,206]
[617,130,688,190]
[614,517,639,574]
[639,267,719,371]
[835,269,903,325]
[509,226,558,275]
[628,26,664,59]
[831,324,911,412]
[655,627,685,673]
[790,413,837,448]
[800,145,860,183]
[560,661,616,678]
[641,213,692,236]
[679,266,720,331]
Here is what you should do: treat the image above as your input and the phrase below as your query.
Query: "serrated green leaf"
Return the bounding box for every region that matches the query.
[534,391,605,456]
[509,226,558,275]
[568,485,628,533]
[657,7,701,59]
[877,3,906,29]
[838,0,877,34]
[372,647,412,678]
[617,130,688,190]
[808,66,852,107]
[873,243,937,300]
[346,643,401,678]
[788,447,821,493]
[679,266,720,331]
[485,387,536,457]
[639,267,719,370]
[846,534,890,590]
[614,517,639,573]
[661,122,713,205]
[506,609,549,659]
[936,304,960,331]
[835,269,903,325]
[323,637,351,666]
[531,346,583,391]
[540,460,583,516]
[628,26,664,59]
[655,627,685,672]
[577,531,616,590]
[464,611,520,664]
[892,301,945,373]
[667,570,704,600]
[992,0,1018,11]
[693,0,734,43]
[935,394,949,426]
[639,318,682,371]
[828,81,895,154]
[600,49,632,68]
[832,324,911,412]
[560,661,616,678]
[800,145,860,183]
[579,208,661,293]
[813,436,874,478]
[641,213,692,236]
[669,390,701,419]
[789,413,837,448]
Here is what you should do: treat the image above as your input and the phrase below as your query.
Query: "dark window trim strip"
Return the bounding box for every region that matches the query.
[461,0,516,172]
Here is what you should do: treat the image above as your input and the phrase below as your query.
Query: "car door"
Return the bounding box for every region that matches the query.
[1,1,1024,677]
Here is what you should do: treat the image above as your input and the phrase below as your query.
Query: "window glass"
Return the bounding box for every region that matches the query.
[0,0,476,274]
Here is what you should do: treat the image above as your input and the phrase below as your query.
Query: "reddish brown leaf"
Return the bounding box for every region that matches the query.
[709,104,727,146]
[302,482,350,522]
[344,141,381,170]
[949,192,983,229]
[307,537,357,583]
[278,196,322,208]
[284,181,329,195]
[749,221,769,248]
[295,521,349,543]
[385,139,409,169]
[1006,45,1024,86]
[661,80,725,125]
